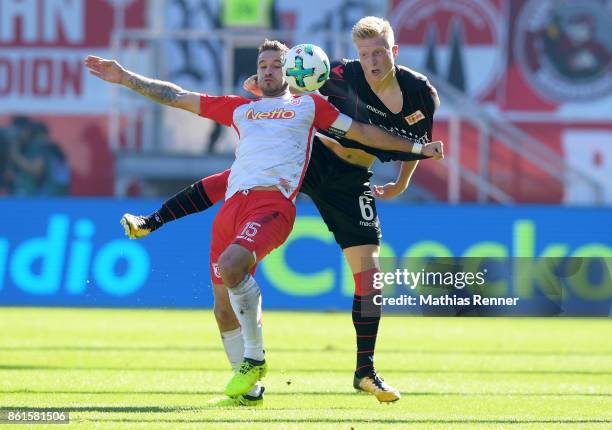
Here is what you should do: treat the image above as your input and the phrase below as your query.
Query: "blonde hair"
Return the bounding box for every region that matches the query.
[351,16,395,47]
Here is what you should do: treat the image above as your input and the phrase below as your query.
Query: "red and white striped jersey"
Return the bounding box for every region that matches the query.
[199,92,352,201]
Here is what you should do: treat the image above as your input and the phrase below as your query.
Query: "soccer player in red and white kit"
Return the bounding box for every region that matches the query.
[85,40,442,400]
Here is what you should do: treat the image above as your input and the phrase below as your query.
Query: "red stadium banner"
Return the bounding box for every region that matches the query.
[0,0,147,195]
[390,0,612,204]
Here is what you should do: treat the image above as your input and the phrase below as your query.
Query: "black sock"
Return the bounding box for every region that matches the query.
[352,292,381,378]
[150,179,213,229]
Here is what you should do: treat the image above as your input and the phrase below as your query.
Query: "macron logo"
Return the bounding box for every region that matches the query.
[366,104,387,117]
[246,108,296,120]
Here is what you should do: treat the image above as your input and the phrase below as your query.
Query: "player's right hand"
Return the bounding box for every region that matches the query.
[84,55,126,84]
[243,74,263,97]
[422,140,444,160]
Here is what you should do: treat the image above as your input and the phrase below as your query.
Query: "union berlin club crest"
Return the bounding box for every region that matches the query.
[514,0,612,102]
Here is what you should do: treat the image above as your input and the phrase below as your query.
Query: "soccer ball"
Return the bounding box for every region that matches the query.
[283,44,330,92]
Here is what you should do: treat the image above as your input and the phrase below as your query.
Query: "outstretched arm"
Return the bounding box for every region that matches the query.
[84,55,201,114]
[344,120,443,159]
[310,93,443,160]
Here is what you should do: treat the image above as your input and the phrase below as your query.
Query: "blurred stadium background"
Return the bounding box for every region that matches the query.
[1,1,611,427]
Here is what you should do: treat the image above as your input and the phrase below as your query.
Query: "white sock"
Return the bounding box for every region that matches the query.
[220,327,244,372]
[246,383,262,397]
[220,327,261,397]
[227,275,265,362]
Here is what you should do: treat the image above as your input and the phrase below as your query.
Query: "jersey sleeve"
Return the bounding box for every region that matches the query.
[416,78,439,141]
[318,59,348,97]
[427,81,440,112]
[419,77,440,119]
[199,94,251,126]
[308,93,352,132]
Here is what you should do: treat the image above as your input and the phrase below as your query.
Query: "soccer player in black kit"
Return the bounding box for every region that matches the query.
[122,17,440,404]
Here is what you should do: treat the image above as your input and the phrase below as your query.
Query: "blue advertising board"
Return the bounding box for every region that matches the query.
[0,199,611,315]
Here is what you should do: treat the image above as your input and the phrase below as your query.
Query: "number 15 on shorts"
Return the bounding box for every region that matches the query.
[238,222,261,242]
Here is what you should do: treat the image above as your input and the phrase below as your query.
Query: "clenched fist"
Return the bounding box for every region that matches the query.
[422,141,444,160]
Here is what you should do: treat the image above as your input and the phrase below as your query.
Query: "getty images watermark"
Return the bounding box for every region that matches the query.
[372,267,517,307]
[357,257,612,317]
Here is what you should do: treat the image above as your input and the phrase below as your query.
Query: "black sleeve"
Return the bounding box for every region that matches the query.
[420,78,439,141]
[428,81,441,113]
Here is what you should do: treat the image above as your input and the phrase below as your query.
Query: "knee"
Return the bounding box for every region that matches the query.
[218,250,249,287]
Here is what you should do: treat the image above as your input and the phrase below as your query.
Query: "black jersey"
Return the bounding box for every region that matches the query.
[319,59,439,162]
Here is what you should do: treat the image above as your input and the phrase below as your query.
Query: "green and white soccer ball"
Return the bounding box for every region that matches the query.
[283,44,330,92]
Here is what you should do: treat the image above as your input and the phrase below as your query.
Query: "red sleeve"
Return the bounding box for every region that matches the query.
[308,93,341,130]
[199,94,250,127]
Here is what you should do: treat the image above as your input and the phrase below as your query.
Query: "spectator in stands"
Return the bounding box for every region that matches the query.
[40,140,70,196]
[10,117,45,196]
[9,118,70,196]
[0,128,15,195]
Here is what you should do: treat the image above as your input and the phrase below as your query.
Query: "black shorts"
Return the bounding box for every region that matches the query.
[300,139,382,249]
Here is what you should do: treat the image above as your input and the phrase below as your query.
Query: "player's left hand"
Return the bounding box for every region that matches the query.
[373,182,406,200]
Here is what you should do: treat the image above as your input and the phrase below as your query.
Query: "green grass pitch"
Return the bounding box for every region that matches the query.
[0,308,610,429]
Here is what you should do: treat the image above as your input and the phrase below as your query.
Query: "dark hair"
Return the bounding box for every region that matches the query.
[258,39,289,56]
